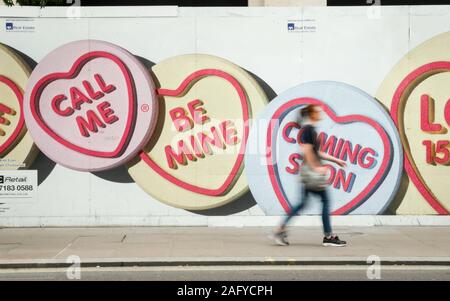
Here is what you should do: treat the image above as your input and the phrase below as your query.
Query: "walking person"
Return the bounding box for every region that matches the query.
[270,104,348,247]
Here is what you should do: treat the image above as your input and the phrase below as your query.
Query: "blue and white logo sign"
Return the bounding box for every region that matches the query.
[286,20,317,33]
[4,19,35,33]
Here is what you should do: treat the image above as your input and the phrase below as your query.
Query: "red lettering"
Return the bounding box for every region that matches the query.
[424,140,450,165]
[0,103,14,115]
[286,153,302,174]
[83,80,104,100]
[421,94,444,133]
[169,107,193,132]
[190,135,205,158]
[198,126,224,155]
[333,169,356,193]
[220,120,239,145]
[318,132,336,156]
[51,94,74,117]
[339,141,362,165]
[435,140,450,165]
[51,74,116,116]
[188,99,210,125]
[282,122,300,144]
[422,140,435,165]
[165,140,196,169]
[76,110,106,137]
[70,87,92,111]
[358,147,377,169]
[310,132,378,169]
[169,100,212,132]
[163,119,241,169]
[97,102,118,125]
[95,74,116,93]
[333,138,344,158]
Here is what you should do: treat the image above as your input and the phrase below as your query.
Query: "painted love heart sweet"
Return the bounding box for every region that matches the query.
[266,98,392,215]
[29,51,136,158]
[245,81,403,216]
[0,43,38,170]
[391,61,450,214]
[127,54,268,210]
[377,32,450,215]
[23,40,158,172]
[0,75,25,157]
[139,69,249,196]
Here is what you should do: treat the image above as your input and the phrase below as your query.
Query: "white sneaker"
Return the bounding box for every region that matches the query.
[269,231,289,246]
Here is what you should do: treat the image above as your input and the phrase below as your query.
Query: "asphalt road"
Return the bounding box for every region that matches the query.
[0,265,450,281]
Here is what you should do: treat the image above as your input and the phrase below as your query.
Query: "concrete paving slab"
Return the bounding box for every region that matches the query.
[0,226,448,268]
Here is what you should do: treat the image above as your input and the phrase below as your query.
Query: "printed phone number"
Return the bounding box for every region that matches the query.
[0,185,34,191]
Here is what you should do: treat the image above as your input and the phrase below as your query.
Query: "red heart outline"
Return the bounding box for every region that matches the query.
[139,69,249,196]
[266,98,392,215]
[30,51,136,158]
[0,75,25,156]
[390,61,450,215]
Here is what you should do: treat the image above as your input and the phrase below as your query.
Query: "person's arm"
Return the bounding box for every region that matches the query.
[319,151,347,168]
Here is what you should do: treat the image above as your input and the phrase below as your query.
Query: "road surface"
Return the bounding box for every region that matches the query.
[0,265,449,281]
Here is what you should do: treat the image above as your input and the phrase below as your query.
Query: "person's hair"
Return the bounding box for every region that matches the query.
[300,104,318,119]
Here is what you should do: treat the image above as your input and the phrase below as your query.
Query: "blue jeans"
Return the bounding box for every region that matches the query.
[281,187,332,236]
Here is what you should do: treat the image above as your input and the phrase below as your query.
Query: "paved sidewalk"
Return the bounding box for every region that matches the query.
[0,226,449,268]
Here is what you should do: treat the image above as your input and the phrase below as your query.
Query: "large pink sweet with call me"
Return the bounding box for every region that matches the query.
[23,40,158,172]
